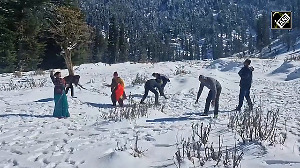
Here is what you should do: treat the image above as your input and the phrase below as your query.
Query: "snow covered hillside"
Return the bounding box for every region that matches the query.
[0,53,300,168]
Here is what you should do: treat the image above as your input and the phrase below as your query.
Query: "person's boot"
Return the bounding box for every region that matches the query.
[247,100,253,111]
[201,112,208,116]
[140,101,145,104]
[248,103,253,111]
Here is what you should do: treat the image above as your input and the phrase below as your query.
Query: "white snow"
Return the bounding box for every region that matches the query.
[0,55,300,168]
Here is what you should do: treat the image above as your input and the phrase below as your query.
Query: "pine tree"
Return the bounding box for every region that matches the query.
[107,16,119,64]
[118,23,129,62]
[0,16,16,73]
[49,6,90,76]
[1,0,49,72]
[256,12,270,52]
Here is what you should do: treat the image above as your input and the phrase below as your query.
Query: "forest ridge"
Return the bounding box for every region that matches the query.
[0,0,299,73]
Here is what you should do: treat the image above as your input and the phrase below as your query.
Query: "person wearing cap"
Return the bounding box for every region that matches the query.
[50,71,70,118]
[195,75,222,118]
[105,72,126,107]
[235,59,254,111]
[152,73,170,92]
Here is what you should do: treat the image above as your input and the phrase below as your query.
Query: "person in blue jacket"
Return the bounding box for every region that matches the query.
[235,59,254,111]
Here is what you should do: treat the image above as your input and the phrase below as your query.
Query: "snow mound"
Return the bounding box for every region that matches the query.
[271,61,295,74]
[286,68,300,81]
[270,61,300,81]
[207,59,242,73]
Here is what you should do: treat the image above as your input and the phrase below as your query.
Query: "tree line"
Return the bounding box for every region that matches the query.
[0,0,90,74]
[1,0,300,74]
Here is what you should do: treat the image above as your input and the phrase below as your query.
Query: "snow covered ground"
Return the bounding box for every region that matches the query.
[0,51,300,168]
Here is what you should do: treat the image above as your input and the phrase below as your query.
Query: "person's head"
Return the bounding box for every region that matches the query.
[54,72,61,78]
[199,75,206,82]
[113,72,118,79]
[244,59,251,67]
[152,73,159,78]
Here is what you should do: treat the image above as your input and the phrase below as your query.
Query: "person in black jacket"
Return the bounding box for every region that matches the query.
[235,59,254,111]
[152,73,170,92]
[140,79,168,105]
[63,75,80,98]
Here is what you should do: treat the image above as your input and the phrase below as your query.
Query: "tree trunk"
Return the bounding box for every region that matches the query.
[64,50,74,76]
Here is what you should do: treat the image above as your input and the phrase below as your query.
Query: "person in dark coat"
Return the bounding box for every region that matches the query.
[140,79,168,105]
[235,59,254,111]
[63,75,80,98]
[152,73,170,92]
[50,71,70,118]
[195,75,222,118]
[105,72,126,107]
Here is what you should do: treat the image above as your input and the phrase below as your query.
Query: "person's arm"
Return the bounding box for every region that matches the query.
[50,71,55,84]
[196,83,204,103]
[105,79,113,87]
[163,76,170,83]
[61,78,66,87]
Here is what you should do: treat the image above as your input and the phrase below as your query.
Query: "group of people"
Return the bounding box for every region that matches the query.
[50,59,254,119]
[194,59,254,118]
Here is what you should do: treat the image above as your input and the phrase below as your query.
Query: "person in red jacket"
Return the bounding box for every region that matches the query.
[105,72,126,107]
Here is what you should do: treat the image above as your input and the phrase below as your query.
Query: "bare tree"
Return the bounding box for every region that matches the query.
[49,6,90,75]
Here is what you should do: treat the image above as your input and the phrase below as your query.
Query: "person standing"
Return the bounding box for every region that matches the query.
[64,75,80,98]
[152,73,170,92]
[235,59,254,111]
[50,71,70,118]
[195,75,222,118]
[105,72,126,107]
[140,79,168,105]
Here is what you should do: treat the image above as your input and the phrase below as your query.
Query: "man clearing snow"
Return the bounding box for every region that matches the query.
[235,59,254,111]
[195,75,222,118]
[140,79,168,105]
[63,75,80,98]
[152,73,170,92]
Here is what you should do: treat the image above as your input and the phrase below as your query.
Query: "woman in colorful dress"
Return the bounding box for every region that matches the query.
[50,71,70,118]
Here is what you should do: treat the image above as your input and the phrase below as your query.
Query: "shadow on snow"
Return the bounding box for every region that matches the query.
[0,114,52,118]
[146,116,210,123]
[34,98,54,103]
[86,102,114,109]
